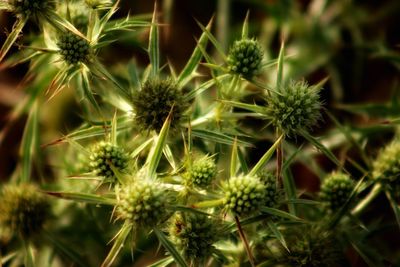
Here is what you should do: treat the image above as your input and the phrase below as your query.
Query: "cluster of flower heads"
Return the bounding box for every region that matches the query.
[227,38,263,78]
[185,155,217,188]
[57,32,91,65]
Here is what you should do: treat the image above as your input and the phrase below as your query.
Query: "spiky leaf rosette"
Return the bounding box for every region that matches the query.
[319,173,354,212]
[0,183,51,239]
[222,175,267,217]
[11,0,55,19]
[169,212,218,263]
[116,180,169,227]
[258,171,280,208]
[57,32,91,65]
[266,80,321,136]
[227,39,263,78]
[88,141,129,182]
[132,78,188,132]
[185,156,217,188]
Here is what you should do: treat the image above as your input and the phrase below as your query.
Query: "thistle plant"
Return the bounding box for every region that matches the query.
[0,1,399,267]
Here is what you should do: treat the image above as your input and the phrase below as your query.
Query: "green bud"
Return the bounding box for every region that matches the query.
[222,175,267,217]
[88,141,129,182]
[116,180,169,227]
[57,32,91,65]
[319,173,354,212]
[227,39,263,78]
[169,212,218,263]
[132,77,188,132]
[266,80,321,136]
[12,0,55,19]
[185,156,217,188]
[372,139,400,185]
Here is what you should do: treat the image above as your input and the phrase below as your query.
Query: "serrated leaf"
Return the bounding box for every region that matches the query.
[177,18,212,87]
[0,17,28,62]
[102,221,132,267]
[248,134,283,176]
[153,228,188,267]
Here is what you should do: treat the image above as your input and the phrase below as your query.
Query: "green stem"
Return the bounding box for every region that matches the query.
[234,216,255,267]
[276,131,283,187]
[351,183,382,216]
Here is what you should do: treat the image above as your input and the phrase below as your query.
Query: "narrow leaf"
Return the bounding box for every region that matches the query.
[192,129,252,147]
[260,207,304,222]
[276,41,285,91]
[386,191,400,229]
[249,134,283,176]
[195,18,227,61]
[0,17,28,62]
[222,100,266,114]
[146,112,171,179]
[102,222,132,267]
[267,221,289,252]
[149,3,159,77]
[111,111,118,145]
[153,228,188,267]
[230,138,239,177]
[19,100,39,183]
[177,18,212,87]
[46,191,116,205]
[241,10,250,39]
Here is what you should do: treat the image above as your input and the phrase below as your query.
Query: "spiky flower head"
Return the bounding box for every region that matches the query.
[88,141,129,182]
[222,175,267,217]
[169,212,218,263]
[0,183,51,239]
[185,156,217,188]
[132,77,188,132]
[258,171,280,208]
[266,80,321,136]
[57,32,91,65]
[279,226,347,267]
[372,139,400,188]
[319,173,354,212]
[227,39,263,78]
[11,0,55,19]
[116,179,169,227]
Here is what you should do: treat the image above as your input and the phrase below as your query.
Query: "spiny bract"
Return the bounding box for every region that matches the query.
[169,212,218,263]
[319,173,354,212]
[12,0,55,19]
[132,77,187,132]
[116,180,169,227]
[266,80,321,136]
[185,156,217,188]
[0,183,51,238]
[88,141,129,181]
[227,38,263,78]
[222,175,267,216]
[57,32,91,65]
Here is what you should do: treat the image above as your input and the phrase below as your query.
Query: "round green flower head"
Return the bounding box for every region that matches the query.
[12,0,55,19]
[319,173,354,212]
[372,139,400,188]
[222,175,267,217]
[88,141,129,181]
[116,180,168,227]
[186,156,217,188]
[258,171,279,208]
[169,212,218,263]
[132,77,187,132]
[57,32,91,65]
[0,183,51,239]
[227,39,263,78]
[266,80,321,136]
